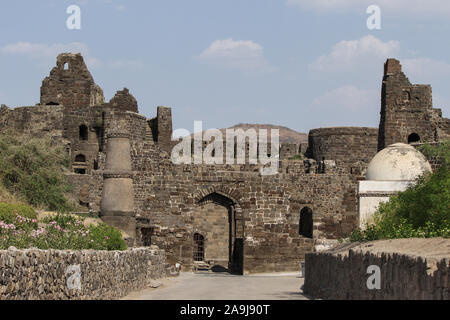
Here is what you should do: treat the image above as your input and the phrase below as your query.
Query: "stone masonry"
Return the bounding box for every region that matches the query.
[0,53,449,275]
[0,247,166,300]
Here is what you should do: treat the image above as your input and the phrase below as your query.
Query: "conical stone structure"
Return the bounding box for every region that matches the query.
[100,130,136,245]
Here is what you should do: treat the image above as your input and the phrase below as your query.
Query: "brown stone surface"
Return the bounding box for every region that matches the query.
[0,247,166,300]
[0,54,449,276]
[304,238,450,300]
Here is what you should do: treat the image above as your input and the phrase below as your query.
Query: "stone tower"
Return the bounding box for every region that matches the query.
[40,53,105,110]
[100,128,136,245]
[378,58,439,150]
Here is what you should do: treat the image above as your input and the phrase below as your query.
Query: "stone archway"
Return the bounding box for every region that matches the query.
[192,191,244,275]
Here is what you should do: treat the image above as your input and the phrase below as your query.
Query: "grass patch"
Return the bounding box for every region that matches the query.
[0,132,75,212]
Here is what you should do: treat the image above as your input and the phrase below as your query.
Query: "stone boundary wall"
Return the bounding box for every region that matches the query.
[0,247,166,300]
[304,247,449,300]
[308,127,378,165]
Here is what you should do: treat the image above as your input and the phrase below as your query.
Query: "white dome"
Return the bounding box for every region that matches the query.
[366,143,432,181]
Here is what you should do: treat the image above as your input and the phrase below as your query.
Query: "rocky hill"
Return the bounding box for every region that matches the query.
[194,123,308,145]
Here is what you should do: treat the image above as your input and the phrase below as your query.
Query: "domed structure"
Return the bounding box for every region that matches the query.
[366,143,432,181]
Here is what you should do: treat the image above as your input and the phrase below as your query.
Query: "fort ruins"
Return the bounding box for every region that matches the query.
[0,54,449,274]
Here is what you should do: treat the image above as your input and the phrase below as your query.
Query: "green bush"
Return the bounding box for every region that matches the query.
[288,153,304,160]
[0,132,73,212]
[350,142,450,242]
[88,223,127,251]
[0,202,37,224]
[1,213,127,250]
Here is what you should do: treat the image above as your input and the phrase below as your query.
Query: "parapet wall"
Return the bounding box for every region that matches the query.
[0,105,64,137]
[303,238,450,300]
[0,247,166,300]
[308,127,378,165]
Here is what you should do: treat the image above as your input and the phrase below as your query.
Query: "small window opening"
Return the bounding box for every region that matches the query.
[141,228,154,247]
[193,233,205,262]
[74,168,86,175]
[79,125,88,141]
[75,154,86,162]
[408,133,420,144]
[299,207,313,238]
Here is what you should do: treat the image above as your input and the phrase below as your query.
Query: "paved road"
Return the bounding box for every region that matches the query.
[123,272,308,300]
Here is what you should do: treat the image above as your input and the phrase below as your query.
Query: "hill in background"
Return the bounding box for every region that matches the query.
[191,123,308,145]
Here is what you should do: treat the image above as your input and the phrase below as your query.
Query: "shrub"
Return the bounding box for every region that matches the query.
[88,223,127,251]
[1,213,127,251]
[0,132,73,212]
[350,141,450,242]
[0,202,37,224]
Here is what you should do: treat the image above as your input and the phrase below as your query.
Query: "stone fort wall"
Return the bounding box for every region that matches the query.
[82,110,361,273]
[0,247,166,300]
[378,59,450,150]
[308,127,379,165]
[1,53,449,275]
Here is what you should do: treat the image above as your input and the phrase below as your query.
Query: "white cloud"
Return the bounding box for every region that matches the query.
[0,42,100,67]
[309,85,380,127]
[286,0,450,18]
[197,38,272,71]
[312,85,377,110]
[0,42,143,70]
[309,35,400,72]
[0,42,89,59]
[402,58,450,79]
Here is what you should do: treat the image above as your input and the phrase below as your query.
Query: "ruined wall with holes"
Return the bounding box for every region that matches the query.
[40,53,104,110]
[378,58,450,150]
[1,53,449,274]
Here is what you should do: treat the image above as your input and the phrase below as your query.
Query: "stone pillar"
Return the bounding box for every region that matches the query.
[100,131,136,245]
[156,106,173,151]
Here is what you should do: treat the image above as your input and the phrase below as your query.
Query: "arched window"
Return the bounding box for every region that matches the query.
[299,207,313,238]
[75,154,86,162]
[63,62,69,70]
[193,233,205,262]
[403,90,410,101]
[408,133,420,144]
[79,125,88,141]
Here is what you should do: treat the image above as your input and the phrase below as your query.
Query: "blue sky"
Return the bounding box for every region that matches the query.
[0,0,449,134]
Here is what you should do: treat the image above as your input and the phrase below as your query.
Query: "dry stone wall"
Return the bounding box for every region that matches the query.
[304,241,450,300]
[0,247,166,300]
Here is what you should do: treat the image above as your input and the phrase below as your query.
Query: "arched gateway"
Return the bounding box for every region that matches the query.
[191,192,244,275]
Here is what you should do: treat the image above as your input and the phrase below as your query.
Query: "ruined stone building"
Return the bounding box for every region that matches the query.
[0,54,448,274]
